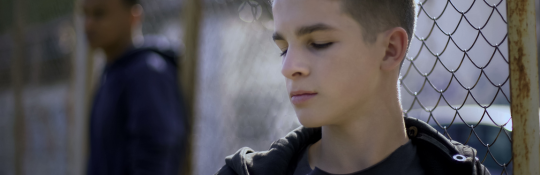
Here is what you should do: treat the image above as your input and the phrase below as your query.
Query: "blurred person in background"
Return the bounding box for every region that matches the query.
[83,0,187,174]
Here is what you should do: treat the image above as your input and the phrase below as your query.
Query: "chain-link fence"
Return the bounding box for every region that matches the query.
[401,0,513,174]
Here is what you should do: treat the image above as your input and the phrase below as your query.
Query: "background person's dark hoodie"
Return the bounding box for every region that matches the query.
[87,37,187,175]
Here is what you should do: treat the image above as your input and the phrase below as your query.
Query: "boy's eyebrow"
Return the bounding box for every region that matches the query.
[296,23,334,36]
[272,23,335,41]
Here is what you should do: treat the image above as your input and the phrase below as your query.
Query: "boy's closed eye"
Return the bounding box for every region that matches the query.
[279,42,334,57]
[310,42,333,50]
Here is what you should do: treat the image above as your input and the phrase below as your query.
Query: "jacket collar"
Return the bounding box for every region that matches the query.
[222,117,482,175]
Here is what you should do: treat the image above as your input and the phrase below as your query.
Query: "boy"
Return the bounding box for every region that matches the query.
[83,0,187,174]
[217,0,490,175]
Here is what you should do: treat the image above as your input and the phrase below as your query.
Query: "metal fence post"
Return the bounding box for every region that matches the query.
[67,0,94,174]
[507,0,540,174]
[181,0,202,174]
[12,0,26,174]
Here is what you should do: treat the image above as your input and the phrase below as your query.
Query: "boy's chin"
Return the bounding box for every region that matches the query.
[297,114,328,128]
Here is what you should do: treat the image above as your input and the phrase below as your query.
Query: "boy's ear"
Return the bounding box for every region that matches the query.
[381,27,408,72]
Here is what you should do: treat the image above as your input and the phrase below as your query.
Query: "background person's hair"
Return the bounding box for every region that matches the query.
[122,0,140,7]
[341,0,416,44]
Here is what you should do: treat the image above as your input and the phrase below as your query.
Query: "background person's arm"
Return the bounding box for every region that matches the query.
[125,54,186,175]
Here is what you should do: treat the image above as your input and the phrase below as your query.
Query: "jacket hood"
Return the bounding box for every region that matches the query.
[222,127,321,175]
[110,35,180,69]
[216,117,490,175]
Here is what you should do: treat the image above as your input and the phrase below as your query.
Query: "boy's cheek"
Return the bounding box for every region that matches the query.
[293,92,342,127]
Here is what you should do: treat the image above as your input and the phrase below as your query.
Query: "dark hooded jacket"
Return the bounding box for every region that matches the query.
[87,37,187,175]
[216,117,490,175]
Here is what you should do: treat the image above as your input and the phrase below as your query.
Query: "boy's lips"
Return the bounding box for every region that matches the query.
[290,90,318,105]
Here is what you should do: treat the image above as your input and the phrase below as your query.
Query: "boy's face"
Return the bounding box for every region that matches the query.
[273,0,386,127]
[83,0,134,48]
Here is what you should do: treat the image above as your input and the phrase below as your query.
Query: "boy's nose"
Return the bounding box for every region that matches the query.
[281,49,310,80]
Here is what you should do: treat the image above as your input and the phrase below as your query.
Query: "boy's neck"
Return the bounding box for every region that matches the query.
[308,81,409,174]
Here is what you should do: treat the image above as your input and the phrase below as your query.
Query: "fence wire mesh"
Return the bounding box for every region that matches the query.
[400,0,513,174]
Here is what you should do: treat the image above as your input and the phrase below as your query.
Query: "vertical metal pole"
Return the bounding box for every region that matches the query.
[68,0,93,174]
[507,0,540,174]
[12,0,26,174]
[535,0,540,170]
[181,0,201,174]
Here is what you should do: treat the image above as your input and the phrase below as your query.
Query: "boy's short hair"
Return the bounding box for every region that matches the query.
[341,0,416,44]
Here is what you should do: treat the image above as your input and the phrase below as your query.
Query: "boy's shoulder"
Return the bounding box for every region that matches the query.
[403,117,491,175]
[215,117,491,175]
[216,126,320,175]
